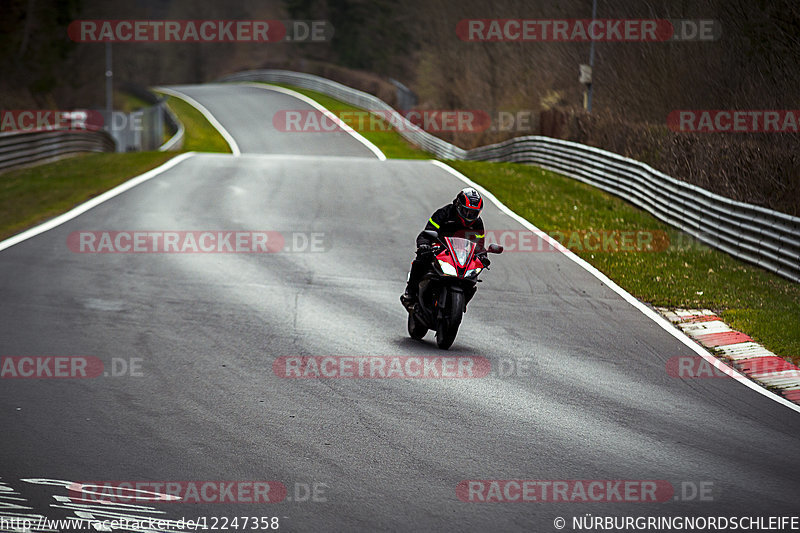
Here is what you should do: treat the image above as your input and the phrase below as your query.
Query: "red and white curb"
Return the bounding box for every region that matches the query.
[658,308,800,404]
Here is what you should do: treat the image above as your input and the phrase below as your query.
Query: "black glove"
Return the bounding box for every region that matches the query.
[416,243,433,259]
[477,252,490,267]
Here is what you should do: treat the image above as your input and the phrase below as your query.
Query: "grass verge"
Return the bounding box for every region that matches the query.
[278,84,800,363]
[160,95,231,153]
[0,89,230,241]
[0,152,174,241]
[448,161,800,363]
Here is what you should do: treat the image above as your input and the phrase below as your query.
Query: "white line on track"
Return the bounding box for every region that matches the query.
[154,86,242,156]
[430,159,800,414]
[230,82,387,161]
[0,152,197,253]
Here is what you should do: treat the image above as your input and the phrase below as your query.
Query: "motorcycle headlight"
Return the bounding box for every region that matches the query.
[465,268,483,277]
[438,260,458,276]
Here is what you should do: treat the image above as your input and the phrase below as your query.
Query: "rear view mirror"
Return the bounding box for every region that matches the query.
[488,243,503,254]
[423,230,439,240]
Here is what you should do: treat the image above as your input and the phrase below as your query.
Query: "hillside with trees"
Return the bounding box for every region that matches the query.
[3,0,798,213]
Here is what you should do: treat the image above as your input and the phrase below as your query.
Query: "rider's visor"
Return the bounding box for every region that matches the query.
[457,203,481,221]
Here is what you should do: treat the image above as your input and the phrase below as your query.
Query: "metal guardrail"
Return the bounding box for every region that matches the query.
[0,90,184,173]
[467,136,800,283]
[220,69,800,282]
[160,100,184,152]
[0,129,116,173]
[122,83,184,152]
[101,101,182,152]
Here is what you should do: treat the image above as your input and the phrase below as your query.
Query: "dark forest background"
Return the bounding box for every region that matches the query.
[2,0,798,214]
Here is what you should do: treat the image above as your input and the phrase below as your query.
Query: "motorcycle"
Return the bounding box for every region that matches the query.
[404,230,503,349]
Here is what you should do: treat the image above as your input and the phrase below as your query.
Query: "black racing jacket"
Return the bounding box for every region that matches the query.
[416,203,486,253]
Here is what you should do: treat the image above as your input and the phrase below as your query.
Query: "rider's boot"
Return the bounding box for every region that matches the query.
[400,283,417,310]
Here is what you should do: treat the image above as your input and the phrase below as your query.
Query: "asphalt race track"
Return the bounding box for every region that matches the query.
[1,84,798,532]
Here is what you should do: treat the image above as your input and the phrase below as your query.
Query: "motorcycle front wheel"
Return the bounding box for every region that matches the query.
[408,311,427,340]
[435,291,464,349]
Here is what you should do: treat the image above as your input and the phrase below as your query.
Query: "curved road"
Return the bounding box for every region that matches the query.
[0,84,798,532]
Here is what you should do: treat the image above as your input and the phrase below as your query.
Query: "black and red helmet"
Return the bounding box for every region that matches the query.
[454,187,483,224]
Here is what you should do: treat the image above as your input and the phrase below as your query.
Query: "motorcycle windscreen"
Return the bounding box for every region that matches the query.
[446,237,475,267]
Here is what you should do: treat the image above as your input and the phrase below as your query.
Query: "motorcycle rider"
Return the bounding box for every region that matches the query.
[401,187,490,308]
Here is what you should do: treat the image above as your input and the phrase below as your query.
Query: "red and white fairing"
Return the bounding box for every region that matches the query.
[434,236,484,278]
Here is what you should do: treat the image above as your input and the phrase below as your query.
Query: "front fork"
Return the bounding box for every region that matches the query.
[437,285,466,322]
